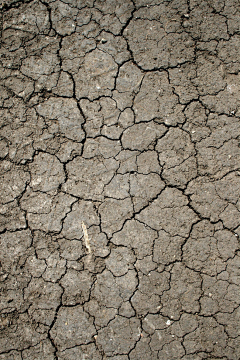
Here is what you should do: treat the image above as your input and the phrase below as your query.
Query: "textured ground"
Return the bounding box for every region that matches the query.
[0,0,240,359]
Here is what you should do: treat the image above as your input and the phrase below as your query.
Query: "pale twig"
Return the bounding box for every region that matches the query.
[82,221,91,254]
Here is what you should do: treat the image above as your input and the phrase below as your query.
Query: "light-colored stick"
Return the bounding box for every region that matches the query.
[82,221,91,254]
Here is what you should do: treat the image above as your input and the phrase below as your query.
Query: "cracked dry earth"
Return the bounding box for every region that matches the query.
[1,0,240,359]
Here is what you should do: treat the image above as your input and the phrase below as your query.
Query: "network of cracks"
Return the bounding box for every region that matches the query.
[0,0,240,359]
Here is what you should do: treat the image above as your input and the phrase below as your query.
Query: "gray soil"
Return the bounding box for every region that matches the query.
[0,0,240,359]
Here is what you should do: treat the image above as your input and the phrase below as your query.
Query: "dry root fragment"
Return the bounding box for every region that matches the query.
[82,221,91,254]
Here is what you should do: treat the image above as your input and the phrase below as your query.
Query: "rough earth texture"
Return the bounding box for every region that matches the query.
[0,0,240,359]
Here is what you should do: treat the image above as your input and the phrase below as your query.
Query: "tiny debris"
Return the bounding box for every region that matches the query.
[82,221,91,254]
[137,327,142,337]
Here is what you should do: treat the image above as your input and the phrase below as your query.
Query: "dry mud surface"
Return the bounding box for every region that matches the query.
[0,0,240,359]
